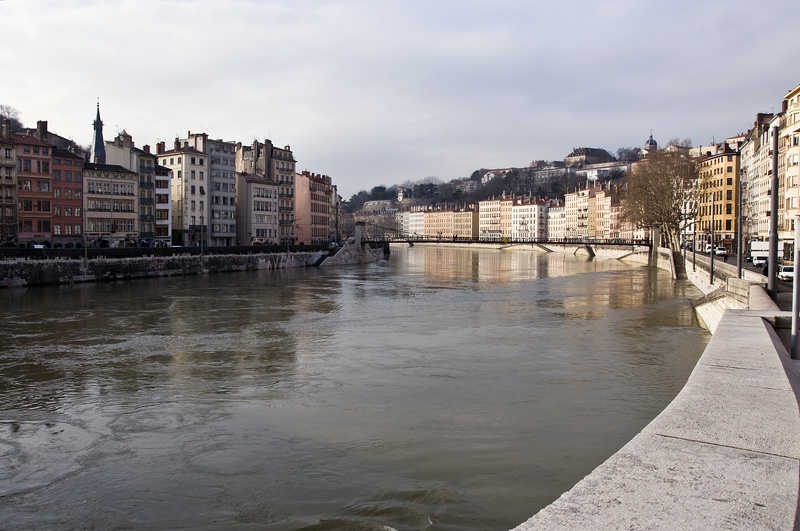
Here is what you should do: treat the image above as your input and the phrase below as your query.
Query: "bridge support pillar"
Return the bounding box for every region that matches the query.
[648,225,661,268]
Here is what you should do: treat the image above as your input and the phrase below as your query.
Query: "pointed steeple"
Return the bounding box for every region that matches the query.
[91,100,106,164]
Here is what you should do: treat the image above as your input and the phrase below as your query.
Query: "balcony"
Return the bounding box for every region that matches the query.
[279,206,293,212]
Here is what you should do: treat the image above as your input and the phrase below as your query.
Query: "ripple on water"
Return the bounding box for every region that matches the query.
[0,419,95,496]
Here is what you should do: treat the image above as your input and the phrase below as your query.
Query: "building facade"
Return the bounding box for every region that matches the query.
[697,144,740,251]
[156,139,209,246]
[0,120,17,244]
[83,163,139,247]
[13,131,52,246]
[295,171,333,245]
[51,147,84,247]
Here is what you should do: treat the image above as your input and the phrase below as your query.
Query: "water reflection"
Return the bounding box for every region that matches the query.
[0,247,709,530]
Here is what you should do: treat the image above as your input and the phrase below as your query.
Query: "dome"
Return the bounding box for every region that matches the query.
[644,134,657,150]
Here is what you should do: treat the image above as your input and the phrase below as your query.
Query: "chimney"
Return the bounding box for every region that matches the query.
[36,120,48,142]
[156,141,165,154]
[143,144,150,154]
[1,118,9,139]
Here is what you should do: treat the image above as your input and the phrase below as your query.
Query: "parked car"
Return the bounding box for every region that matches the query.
[778,265,795,282]
[714,247,728,257]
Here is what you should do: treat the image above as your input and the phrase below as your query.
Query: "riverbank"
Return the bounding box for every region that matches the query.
[0,239,386,287]
[509,246,800,530]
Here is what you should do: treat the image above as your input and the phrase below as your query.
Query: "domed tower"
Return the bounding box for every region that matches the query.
[643,132,658,153]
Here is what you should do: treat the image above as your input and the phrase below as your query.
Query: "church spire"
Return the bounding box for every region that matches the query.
[91,100,106,164]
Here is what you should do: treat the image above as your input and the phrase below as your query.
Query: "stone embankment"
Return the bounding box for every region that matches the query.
[0,240,385,288]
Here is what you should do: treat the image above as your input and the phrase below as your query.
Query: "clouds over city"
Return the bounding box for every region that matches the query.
[1,0,797,196]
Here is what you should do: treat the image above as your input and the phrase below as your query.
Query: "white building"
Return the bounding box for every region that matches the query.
[547,205,565,240]
[156,138,210,246]
[511,199,551,241]
[408,211,424,238]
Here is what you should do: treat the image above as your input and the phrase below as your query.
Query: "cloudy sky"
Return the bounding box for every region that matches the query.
[1,0,798,198]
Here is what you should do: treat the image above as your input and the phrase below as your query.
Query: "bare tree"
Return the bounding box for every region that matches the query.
[620,150,698,250]
[0,104,24,132]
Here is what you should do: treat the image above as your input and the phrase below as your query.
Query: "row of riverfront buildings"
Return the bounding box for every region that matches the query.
[357,82,800,254]
[0,105,341,248]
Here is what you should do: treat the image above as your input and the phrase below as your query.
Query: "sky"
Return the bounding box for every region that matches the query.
[1,0,799,198]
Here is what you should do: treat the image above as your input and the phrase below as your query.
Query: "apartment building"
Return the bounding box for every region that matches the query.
[511,199,550,241]
[295,171,333,245]
[565,188,591,239]
[424,209,454,240]
[739,113,775,243]
[83,163,138,247]
[13,131,52,247]
[182,133,238,246]
[154,165,172,244]
[236,140,295,246]
[0,120,16,243]
[697,143,740,251]
[235,172,279,246]
[51,147,84,247]
[547,205,565,240]
[780,84,800,243]
[478,198,502,241]
[105,131,160,245]
[408,211,424,238]
[156,139,209,246]
[453,210,478,240]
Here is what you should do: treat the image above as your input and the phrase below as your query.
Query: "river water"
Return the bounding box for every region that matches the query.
[0,246,709,530]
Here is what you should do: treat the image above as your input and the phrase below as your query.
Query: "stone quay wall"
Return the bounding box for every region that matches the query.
[0,251,327,287]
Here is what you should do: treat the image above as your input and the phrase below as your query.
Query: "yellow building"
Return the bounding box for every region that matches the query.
[453,210,478,240]
[780,84,800,242]
[697,144,740,252]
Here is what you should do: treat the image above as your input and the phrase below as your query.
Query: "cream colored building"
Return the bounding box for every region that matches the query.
[478,198,502,241]
[83,163,139,247]
[565,188,591,239]
[547,205,565,240]
[453,210,478,240]
[780,84,800,243]
[424,210,454,240]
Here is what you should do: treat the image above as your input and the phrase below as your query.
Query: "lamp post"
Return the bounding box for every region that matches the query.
[737,169,745,278]
[710,192,715,284]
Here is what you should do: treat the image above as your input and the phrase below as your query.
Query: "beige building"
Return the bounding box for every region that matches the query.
[83,163,139,247]
[295,171,333,245]
[565,188,591,239]
[453,210,478,240]
[780,84,800,243]
[697,144,740,251]
[424,210,454,240]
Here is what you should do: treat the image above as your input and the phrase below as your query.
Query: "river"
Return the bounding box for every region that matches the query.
[0,246,710,530]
